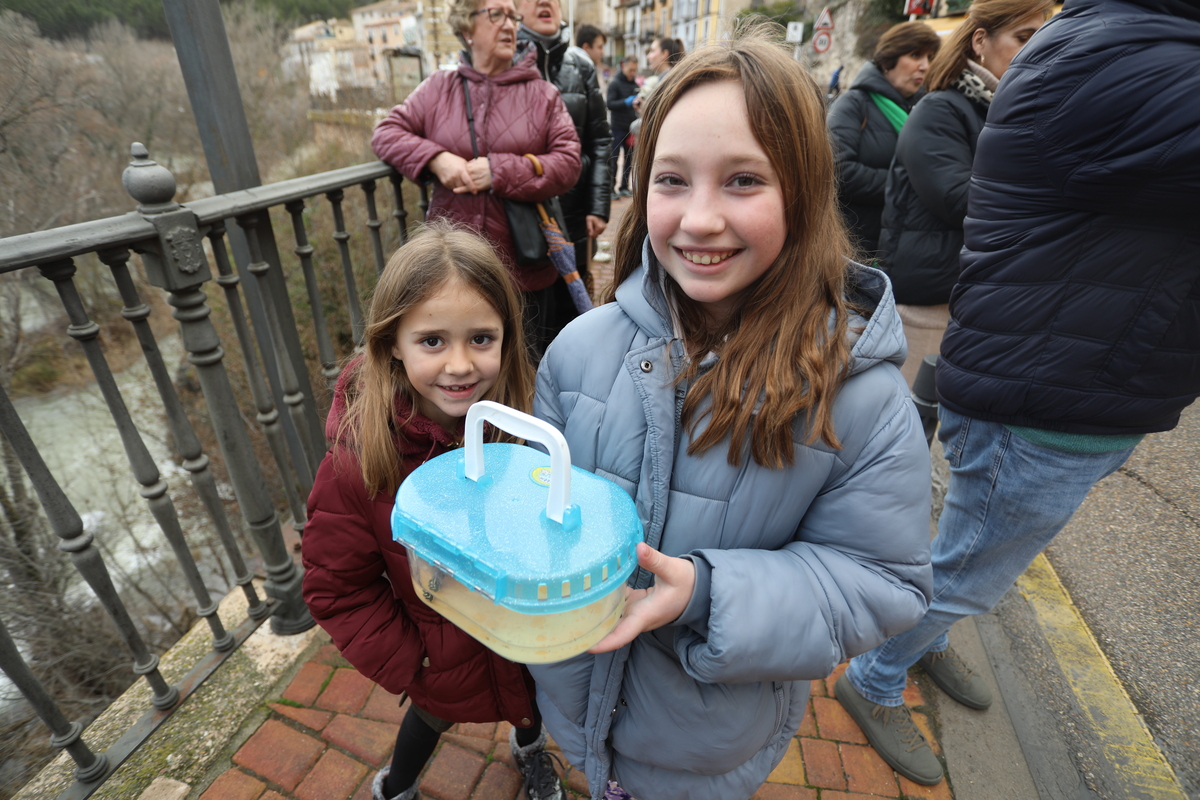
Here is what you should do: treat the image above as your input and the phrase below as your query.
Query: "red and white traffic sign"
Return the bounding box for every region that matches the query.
[814,7,834,30]
[904,0,933,14]
[812,30,833,53]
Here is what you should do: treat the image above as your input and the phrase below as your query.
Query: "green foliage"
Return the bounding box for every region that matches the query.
[854,0,909,59]
[0,0,353,40]
[736,0,808,37]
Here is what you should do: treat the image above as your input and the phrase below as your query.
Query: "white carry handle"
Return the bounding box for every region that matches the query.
[464,401,572,524]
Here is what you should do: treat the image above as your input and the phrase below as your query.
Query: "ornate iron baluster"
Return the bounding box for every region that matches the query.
[325,188,365,345]
[0,615,109,783]
[388,172,409,245]
[124,143,312,635]
[207,222,310,533]
[37,258,234,652]
[362,179,387,276]
[417,181,430,223]
[98,246,266,617]
[284,200,340,395]
[0,383,181,709]
[235,213,320,483]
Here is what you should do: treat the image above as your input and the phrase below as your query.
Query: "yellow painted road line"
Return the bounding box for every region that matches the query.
[1017,554,1187,799]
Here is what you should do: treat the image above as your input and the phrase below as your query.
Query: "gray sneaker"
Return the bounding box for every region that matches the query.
[919,647,993,710]
[834,673,943,785]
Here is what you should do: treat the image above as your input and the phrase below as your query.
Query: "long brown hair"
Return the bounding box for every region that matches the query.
[609,22,856,468]
[925,0,1054,91]
[337,221,535,497]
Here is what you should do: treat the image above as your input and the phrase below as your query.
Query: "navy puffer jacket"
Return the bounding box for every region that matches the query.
[937,0,1200,435]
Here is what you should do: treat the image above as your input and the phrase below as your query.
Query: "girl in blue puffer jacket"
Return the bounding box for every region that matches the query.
[528,25,935,800]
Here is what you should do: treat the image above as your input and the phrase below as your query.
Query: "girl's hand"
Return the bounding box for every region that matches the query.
[588,542,696,653]
[459,156,493,194]
[429,151,478,193]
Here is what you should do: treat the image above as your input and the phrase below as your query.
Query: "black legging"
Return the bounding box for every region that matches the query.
[384,701,543,796]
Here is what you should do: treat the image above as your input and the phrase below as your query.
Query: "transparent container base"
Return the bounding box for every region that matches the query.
[409,555,626,664]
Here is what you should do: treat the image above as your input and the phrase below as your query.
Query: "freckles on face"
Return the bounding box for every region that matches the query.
[646,81,787,325]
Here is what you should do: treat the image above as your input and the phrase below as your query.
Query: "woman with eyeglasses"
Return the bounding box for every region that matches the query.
[372,0,582,361]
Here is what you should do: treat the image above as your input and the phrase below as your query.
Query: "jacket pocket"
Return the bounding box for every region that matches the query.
[609,636,780,775]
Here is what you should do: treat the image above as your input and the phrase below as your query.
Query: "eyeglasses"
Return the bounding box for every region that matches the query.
[470,7,522,25]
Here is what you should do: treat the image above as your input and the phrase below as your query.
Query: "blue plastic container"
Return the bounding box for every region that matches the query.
[391,402,643,663]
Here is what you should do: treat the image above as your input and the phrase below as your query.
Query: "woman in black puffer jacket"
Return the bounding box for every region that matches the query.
[878,0,1052,384]
[827,21,939,259]
[517,0,611,309]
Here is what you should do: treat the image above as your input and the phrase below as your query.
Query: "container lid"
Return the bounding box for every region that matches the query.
[391,403,643,614]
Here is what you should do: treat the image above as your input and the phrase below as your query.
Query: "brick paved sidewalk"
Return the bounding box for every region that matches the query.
[199,636,955,800]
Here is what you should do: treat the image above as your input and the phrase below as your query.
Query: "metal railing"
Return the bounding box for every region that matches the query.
[0,143,425,799]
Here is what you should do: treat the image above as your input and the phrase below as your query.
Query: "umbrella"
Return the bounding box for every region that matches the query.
[537,202,593,314]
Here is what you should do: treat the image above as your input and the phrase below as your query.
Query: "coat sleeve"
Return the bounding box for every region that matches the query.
[370,77,448,182]
[827,91,888,206]
[301,450,425,694]
[673,382,934,685]
[606,79,631,113]
[581,59,613,220]
[489,89,582,203]
[895,95,974,229]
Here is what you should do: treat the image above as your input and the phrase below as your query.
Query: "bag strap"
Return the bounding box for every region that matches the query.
[461,74,479,158]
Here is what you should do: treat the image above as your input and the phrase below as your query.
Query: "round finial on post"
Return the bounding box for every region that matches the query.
[123,142,178,213]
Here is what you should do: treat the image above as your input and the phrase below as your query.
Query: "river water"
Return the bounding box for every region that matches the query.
[2,332,231,706]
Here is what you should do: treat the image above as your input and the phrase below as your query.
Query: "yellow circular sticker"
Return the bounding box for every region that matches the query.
[530,467,552,487]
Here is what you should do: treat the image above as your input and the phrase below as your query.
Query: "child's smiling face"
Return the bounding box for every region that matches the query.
[646,80,787,327]
[392,277,504,431]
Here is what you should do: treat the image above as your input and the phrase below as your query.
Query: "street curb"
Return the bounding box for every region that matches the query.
[1014,554,1187,800]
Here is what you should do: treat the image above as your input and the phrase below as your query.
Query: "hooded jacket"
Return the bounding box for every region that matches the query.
[301,363,537,727]
[877,84,987,305]
[827,62,923,256]
[529,244,933,800]
[938,0,1200,434]
[519,25,612,243]
[371,44,582,291]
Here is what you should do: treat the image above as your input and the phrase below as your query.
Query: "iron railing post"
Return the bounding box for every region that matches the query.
[123,144,313,635]
[0,616,109,783]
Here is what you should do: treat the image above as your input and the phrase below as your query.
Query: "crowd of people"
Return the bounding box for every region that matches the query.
[301,1,1200,799]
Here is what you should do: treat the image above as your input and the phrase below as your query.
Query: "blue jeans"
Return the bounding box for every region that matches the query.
[846,406,1135,706]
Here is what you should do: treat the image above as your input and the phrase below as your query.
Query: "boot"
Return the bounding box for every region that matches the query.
[372,765,420,800]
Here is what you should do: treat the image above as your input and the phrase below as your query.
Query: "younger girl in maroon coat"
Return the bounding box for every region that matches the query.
[301,223,565,800]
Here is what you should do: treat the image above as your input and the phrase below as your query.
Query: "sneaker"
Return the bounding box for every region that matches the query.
[593,251,611,263]
[834,673,943,785]
[619,189,633,198]
[919,647,993,710]
[510,726,566,800]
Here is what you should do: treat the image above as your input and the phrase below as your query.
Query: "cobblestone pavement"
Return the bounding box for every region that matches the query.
[202,639,955,800]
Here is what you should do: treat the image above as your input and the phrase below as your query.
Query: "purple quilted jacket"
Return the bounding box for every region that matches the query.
[371,45,582,291]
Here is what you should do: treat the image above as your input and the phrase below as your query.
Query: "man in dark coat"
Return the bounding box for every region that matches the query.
[606,55,639,197]
[838,0,1200,786]
[517,2,611,301]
